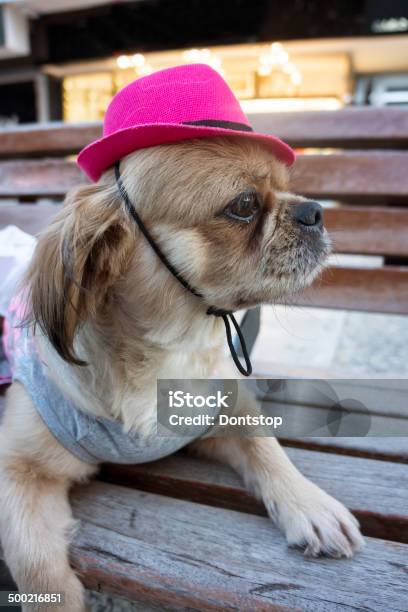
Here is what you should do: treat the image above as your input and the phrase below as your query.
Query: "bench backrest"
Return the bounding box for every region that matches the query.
[0,107,407,314]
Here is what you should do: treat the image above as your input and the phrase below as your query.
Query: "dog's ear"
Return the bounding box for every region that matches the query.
[25,183,135,365]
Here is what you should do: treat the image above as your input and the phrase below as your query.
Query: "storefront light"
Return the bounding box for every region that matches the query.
[182,48,223,73]
[291,71,302,86]
[257,43,302,88]
[132,53,145,68]
[258,42,290,74]
[116,53,146,70]
[117,54,131,69]
[62,40,350,122]
[283,63,302,85]
[270,42,289,64]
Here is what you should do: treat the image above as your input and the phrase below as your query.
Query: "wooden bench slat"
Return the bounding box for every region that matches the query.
[258,379,408,419]
[325,206,408,257]
[1,392,405,464]
[71,528,289,612]
[1,108,408,160]
[280,437,408,465]
[0,159,87,198]
[2,153,408,202]
[0,123,102,159]
[255,400,408,437]
[3,203,408,259]
[292,152,408,201]
[2,202,408,260]
[100,447,408,543]
[0,211,407,314]
[289,265,408,315]
[71,481,408,611]
[250,107,408,149]
[0,204,60,235]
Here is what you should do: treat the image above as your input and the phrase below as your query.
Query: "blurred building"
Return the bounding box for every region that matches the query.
[0,0,408,124]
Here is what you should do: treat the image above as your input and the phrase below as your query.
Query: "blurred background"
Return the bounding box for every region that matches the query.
[0,0,407,123]
[0,7,407,604]
[0,0,408,379]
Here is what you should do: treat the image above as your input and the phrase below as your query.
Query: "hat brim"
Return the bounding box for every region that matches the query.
[77,122,295,182]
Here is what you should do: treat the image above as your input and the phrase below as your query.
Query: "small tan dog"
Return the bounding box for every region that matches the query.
[0,64,363,610]
[0,136,363,610]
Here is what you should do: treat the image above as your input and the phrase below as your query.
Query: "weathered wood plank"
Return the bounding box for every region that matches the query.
[248,378,408,462]
[0,204,60,234]
[258,400,408,437]
[291,152,408,201]
[1,390,405,464]
[290,265,408,315]
[0,122,101,159]
[2,153,408,202]
[73,528,291,611]
[280,437,408,465]
[258,379,408,419]
[15,373,401,460]
[0,159,87,198]
[325,206,408,257]
[100,447,408,543]
[0,108,407,159]
[250,107,408,149]
[2,201,408,260]
[71,481,408,611]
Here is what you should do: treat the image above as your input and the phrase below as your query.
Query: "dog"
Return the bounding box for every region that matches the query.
[0,66,363,611]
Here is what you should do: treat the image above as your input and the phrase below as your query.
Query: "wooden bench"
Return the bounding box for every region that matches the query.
[0,109,408,610]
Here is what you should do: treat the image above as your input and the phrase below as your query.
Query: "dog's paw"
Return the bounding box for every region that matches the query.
[266,477,364,558]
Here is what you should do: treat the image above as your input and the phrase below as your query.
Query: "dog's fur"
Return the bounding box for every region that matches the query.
[0,137,363,611]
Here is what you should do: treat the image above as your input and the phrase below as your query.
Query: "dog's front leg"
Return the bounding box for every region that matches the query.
[0,383,96,612]
[189,387,364,557]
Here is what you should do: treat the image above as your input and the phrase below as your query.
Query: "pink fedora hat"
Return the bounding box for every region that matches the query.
[77,63,295,182]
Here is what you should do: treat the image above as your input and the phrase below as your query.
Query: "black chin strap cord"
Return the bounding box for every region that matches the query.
[114,161,252,376]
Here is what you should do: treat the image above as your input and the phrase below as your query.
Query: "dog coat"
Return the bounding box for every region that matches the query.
[2,294,216,465]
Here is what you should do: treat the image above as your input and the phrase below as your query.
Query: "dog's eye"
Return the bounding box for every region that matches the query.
[224,191,261,223]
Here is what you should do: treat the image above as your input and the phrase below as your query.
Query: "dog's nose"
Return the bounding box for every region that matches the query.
[291,201,323,229]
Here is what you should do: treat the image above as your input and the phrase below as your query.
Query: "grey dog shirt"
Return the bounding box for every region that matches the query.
[3,295,215,465]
